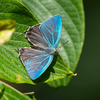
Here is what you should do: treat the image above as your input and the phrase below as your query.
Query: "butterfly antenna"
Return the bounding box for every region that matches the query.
[57,40,69,50]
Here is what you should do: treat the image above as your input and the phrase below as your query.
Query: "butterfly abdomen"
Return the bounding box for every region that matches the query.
[44,47,57,54]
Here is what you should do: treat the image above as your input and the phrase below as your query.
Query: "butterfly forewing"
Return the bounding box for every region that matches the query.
[25,55,53,80]
[40,15,62,48]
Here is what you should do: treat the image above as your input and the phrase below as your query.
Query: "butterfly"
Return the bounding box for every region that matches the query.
[19,15,62,80]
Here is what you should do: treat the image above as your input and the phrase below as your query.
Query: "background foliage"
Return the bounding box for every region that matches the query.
[0,81,36,100]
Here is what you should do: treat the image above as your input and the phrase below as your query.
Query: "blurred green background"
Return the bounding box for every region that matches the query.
[1,0,100,100]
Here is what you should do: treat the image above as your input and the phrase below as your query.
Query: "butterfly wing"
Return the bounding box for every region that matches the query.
[40,15,62,48]
[26,24,49,48]
[26,15,62,49]
[19,15,62,80]
[19,48,53,80]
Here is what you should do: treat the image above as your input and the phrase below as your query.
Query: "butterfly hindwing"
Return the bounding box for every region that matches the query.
[19,48,53,80]
[19,47,44,65]
[26,24,49,48]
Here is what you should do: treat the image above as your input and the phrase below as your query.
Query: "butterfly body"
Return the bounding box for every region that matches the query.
[45,46,56,54]
[31,45,57,54]
[19,15,62,80]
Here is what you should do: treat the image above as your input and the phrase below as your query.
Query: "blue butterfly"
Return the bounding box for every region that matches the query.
[19,15,62,80]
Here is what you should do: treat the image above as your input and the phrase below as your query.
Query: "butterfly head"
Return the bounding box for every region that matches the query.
[54,50,59,54]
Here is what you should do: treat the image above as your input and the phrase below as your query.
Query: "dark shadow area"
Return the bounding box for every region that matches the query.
[0,83,5,99]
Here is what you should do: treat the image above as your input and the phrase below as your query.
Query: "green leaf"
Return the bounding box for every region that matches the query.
[0,0,75,84]
[0,19,15,45]
[0,0,38,84]
[20,0,85,88]
[0,81,36,100]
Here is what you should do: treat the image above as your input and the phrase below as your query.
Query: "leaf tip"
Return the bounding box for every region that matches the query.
[68,71,77,76]
[74,73,77,76]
